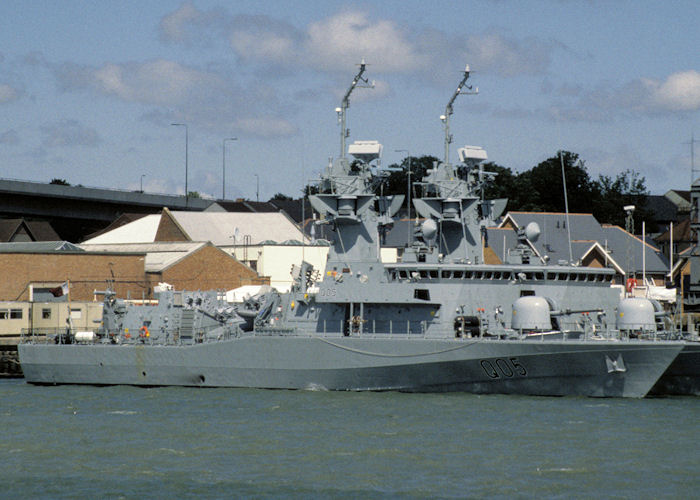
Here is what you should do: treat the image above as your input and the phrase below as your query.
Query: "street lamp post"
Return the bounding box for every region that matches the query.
[222,137,237,199]
[254,174,259,202]
[171,123,188,203]
[140,174,146,193]
[395,149,412,245]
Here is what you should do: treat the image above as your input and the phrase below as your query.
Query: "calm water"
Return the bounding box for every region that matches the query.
[1,379,698,499]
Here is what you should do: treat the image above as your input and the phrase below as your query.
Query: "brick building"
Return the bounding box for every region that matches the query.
[0,241,267,302]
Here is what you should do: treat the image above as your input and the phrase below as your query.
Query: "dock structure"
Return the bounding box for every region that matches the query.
[0,347,21,378]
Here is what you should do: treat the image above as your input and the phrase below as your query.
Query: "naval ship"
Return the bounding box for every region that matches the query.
[19,64,684,397]
[648,177,700,396]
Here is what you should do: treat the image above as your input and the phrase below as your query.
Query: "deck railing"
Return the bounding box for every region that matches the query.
[19,321,673,345]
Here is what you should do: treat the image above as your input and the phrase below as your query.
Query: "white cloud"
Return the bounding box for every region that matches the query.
[160,5,556,79]
[52,59,297,138]
[55,59,225,107]
[641,70,700,112]
[0,83,20,103]
[45,7,564,140]
[159,2,201,42]
[539,70,700,122]
[464,33,553,77]
[304,11,426,72]
[92,60,222,106]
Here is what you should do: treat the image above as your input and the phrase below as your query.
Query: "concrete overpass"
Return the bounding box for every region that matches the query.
[0,179,214,243]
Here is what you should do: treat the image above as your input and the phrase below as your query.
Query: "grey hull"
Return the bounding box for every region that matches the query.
[649,342,700,396]
[20,337,682,398]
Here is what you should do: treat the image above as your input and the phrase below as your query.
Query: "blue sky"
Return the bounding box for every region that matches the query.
[1,1,698,201]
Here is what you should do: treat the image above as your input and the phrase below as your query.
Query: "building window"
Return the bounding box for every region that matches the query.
[248,260,258,272]
[0,309,7,320]
[10,309,23,319]
[70,308,82,320]
[42,308,51,319]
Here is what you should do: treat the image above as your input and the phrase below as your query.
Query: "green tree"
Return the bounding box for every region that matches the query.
[383,155,440,208]
[515,151,601,213]
[50,178,70,185]
[594,169,651,229]
[272,193,293,200]
[481,162,518,205]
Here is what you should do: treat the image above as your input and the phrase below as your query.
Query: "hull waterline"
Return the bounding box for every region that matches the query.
[20,337,683,398]
[649,342,700,396]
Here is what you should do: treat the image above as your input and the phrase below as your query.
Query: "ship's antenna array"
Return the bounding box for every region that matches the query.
[441,65,478,165]
[336,59,374,159]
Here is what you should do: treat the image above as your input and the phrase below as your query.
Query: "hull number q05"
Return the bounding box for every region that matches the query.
[480,358,527,378]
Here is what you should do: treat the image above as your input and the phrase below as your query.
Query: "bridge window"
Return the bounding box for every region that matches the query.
[414,289,430,301]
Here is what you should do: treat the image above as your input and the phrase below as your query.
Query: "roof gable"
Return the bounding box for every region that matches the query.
[81,214,161,244]
[0,219,27,242]
[499,212,604,261]
[82,213,149,242]
[599,225,669,273]
[665,189,691,209]
[155,207,191,242]
[0,219,58,242]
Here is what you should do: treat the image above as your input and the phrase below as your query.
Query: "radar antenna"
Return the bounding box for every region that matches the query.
[440,65,478,165]
[336,59,374,159]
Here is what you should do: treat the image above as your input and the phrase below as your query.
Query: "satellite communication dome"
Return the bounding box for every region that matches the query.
[525,222,541,242]
[421,219,438,240]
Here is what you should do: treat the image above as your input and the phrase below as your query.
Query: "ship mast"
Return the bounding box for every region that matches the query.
[337,59,373,159]
[441,65,478,165]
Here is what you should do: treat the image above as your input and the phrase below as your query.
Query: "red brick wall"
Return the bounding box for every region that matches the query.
[154,209,189,242]
[152,245,268,291]
[0,246,269,301]
[0,253,147,301]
